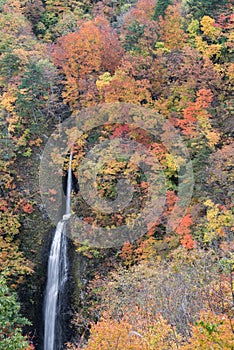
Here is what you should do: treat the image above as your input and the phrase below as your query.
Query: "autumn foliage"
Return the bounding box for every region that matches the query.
[0,0,233,349]
[53,16,123,108]
[85,310,179,350]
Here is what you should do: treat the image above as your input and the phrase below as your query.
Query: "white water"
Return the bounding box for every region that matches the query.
[44,153,72,350]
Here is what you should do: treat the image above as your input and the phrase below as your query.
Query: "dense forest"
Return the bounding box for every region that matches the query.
[0,0,233,349]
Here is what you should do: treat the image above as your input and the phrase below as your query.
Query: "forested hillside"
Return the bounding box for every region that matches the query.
[0,0,233,349]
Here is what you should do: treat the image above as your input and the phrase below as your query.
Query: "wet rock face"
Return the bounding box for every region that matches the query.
[62,170,79,197]
[16,150,104,349]
[15,153,53,349]
[18,222,54,349]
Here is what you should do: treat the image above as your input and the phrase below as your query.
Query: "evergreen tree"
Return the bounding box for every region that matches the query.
[153,0,173,20]
[186,0,228,20]
[15,59,55,124]
[124,20,146,52]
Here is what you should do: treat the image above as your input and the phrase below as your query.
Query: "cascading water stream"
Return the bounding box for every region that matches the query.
[44,153,72,350]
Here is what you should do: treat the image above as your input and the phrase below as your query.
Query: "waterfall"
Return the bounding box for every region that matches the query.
[44,153,72,350]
